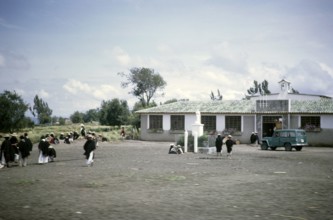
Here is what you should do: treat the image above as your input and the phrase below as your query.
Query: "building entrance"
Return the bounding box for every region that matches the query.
[262,116,281,137]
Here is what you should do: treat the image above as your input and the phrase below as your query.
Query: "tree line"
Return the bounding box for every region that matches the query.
[1,66,286,133]
[0,67,165,132]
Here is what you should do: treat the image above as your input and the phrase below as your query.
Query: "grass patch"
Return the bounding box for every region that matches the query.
[1,123,140,144]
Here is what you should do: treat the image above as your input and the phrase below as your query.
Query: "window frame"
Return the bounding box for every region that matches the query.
[170,115,185,131]
[301,116,320,131]
[201,115,216,132]
[149,115,163,130]
[225,115,242,132]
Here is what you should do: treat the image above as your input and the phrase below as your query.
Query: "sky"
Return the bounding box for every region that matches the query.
[0,0,333,117]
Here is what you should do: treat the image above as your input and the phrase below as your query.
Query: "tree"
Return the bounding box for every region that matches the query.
[291,88,300,94]
[99,98,130,126]
[83,109,100,123]
[163,98,178,104]
[210,89,223,100]
[30,95,53,124]
[129,100,158,129]
[70,111,84,123]
[247,80,271,96]
[0,90,29,132]
[118,67,167,107]
[58,117,66,125]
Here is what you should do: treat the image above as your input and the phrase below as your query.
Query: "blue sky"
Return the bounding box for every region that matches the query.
[1,0,333,117]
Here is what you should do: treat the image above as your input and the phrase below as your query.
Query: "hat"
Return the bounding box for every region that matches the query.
[81,124,84,127]
[217,134,221,136]
[228,135,232,138]
[4,134,10,138]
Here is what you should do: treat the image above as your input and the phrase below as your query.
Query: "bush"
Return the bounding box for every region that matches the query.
[176,134,208,152]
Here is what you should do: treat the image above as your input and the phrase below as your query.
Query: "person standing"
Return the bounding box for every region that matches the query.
[80,124,86,138]
[120,127,126,140]
[18,135,30,167]
[250,132,256,144]
[38,136,49,164]
[83,134,96,167]
[254,132,260,148]
[9,133,19,163]
[215,134,223,156]
[225,135,235,159]
[1,134,13,168]
[24,133,33,153]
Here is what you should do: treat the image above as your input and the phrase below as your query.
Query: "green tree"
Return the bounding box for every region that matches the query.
[118,67,167,107]
[70,111,84,123]
[210,89,223,100]
[163,98,178,105]
[30,95,53,124]
[0,90,29,132]
[99,98,130,126]
[83,109,100,123]
[58,117,66,125]
[129,100,158,129]
[247,80,271,96]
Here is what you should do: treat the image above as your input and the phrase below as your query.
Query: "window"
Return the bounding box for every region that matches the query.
[201,116,216,132]
[170,115,184,130]
[225,116,241,132]
[301,116,320,131]
[149,115,163,130]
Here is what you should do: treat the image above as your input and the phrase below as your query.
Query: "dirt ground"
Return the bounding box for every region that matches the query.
[0,140,332,220]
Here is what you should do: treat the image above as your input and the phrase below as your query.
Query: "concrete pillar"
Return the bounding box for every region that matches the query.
[193,131,198,153]
[184,130,188,153]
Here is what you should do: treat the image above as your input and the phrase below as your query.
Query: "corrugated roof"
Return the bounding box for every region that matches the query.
[291,99,333,113]
[136,100,254,114]
[135,99,333,114]
[136,99,333,114]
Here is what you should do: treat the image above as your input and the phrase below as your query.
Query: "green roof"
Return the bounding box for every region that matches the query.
[291,99,333,113]
[136,99,333,114]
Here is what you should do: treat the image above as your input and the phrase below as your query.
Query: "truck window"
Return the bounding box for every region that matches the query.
[280,132,288,137]
[297,131,305,137]
[289,132,296,137]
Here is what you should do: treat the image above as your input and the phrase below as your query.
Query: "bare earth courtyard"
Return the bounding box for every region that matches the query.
[0,140,332,220]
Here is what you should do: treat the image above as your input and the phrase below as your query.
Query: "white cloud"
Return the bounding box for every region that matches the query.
[63,79,120,100]
[0,50,30,70]
[111,47,131,66]
[286,60,333,95]
[204,42,248,73]
[38,89,50,99]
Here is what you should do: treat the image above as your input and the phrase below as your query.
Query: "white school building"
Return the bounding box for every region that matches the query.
[136,80,333,146]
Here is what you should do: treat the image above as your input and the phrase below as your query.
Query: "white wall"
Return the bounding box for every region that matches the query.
[163,114,170,130]
[185,114,196,131]
[216,115,225,132]
[321,115,333,129]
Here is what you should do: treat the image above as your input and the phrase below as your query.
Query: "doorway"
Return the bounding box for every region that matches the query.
[262,116,281,137]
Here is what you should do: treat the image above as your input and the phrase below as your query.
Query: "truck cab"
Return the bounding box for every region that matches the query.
[261,129,307,151]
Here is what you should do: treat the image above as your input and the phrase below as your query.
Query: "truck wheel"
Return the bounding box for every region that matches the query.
[295,146,302,151]
[261,143,268,150]
[285,143,292,151]
[270,147,276,151]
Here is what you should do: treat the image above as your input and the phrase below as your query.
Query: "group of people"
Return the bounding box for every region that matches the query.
[37,134,57,164]
[215,134,235,158]
[0,133,33,168]
[168,144,184,154]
